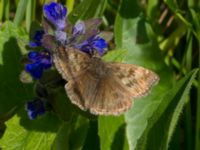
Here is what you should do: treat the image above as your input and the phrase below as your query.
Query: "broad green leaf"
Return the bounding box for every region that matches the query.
[69,116,89,150]
[103,49,127,62]
[136,69,198,150]
[48,87,74,122]
[98,116,127,150]
[52,122,71,150]
[114,0,174,149]
[52,116,89,150]
[0,108,61,150]
[68,0,107,23]
[82,121,100,150]
[0,21,33,115]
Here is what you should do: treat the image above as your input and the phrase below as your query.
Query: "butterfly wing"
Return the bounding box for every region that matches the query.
[64,58,136,115]
[108,63,159,98]
[65,70,133,115]
[53,46,91,81]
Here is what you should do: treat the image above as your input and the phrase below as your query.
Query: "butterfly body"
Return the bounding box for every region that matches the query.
[52,46,159,115]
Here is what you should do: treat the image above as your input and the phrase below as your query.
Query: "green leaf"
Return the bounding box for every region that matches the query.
[25,0,36,32]
[82,121,100,150]
[0,21,33,115]
[114,1,174,149]
[164,0,178,12]
[52,122,71,150]
[102,49,127,62]
[0,108,61,150]
[137,69,198,150]
[52,116,89,150]
[14,0,28,26]
[68,0,107,23]
[69,116,89,150]
[0,0,4,21]
[189,8,200,39]
[147,0,159,20]
[98,116,128,150]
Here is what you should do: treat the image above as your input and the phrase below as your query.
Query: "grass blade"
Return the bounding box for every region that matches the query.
[195,40,200,150]
[14,0,28,26]
[25,0,36,32]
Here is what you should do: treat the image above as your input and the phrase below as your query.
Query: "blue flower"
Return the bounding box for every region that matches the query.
[75,36,107,55]
[29,30,45,48]
[43,2,67,30]
[25,99,45,119]
[42,3,108,56]
[25,50,52,79]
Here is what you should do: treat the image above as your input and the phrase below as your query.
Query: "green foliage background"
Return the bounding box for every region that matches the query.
[0,0,200,150]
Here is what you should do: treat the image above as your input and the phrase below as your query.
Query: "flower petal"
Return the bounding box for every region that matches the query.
[25,62,44,79]
[43,2,67,30]
[28,51,39,60]
[26,99,46,119]
[93,38,107,49]
[29,30,45,48]
[72,21,85,36]
[55,30,67,44]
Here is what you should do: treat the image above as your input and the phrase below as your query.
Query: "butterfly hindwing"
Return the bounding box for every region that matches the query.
[65,70,133,115]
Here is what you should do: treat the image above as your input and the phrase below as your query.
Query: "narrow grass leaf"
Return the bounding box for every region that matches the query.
[68,0,106,23]
[14,0,28,26]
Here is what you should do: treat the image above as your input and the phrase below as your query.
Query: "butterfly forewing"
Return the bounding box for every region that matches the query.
[53,46,90,80]
[108,63,159,98]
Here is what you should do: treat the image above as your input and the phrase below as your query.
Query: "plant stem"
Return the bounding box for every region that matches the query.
[195,39,200,150]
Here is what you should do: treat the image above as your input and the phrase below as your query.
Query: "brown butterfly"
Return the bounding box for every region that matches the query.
[51,46,159,115]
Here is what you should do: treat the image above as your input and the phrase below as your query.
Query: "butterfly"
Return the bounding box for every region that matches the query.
[51,46,159,115]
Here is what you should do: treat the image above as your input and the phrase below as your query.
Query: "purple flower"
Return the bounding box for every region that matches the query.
[25,50,52,79]
[75,36,107,55]
[25,99,45,119]
[29,30,45,48]
[72,21,85,36]
[43,2,67,30]
[42,2,108,56]
[55,30,67,44]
